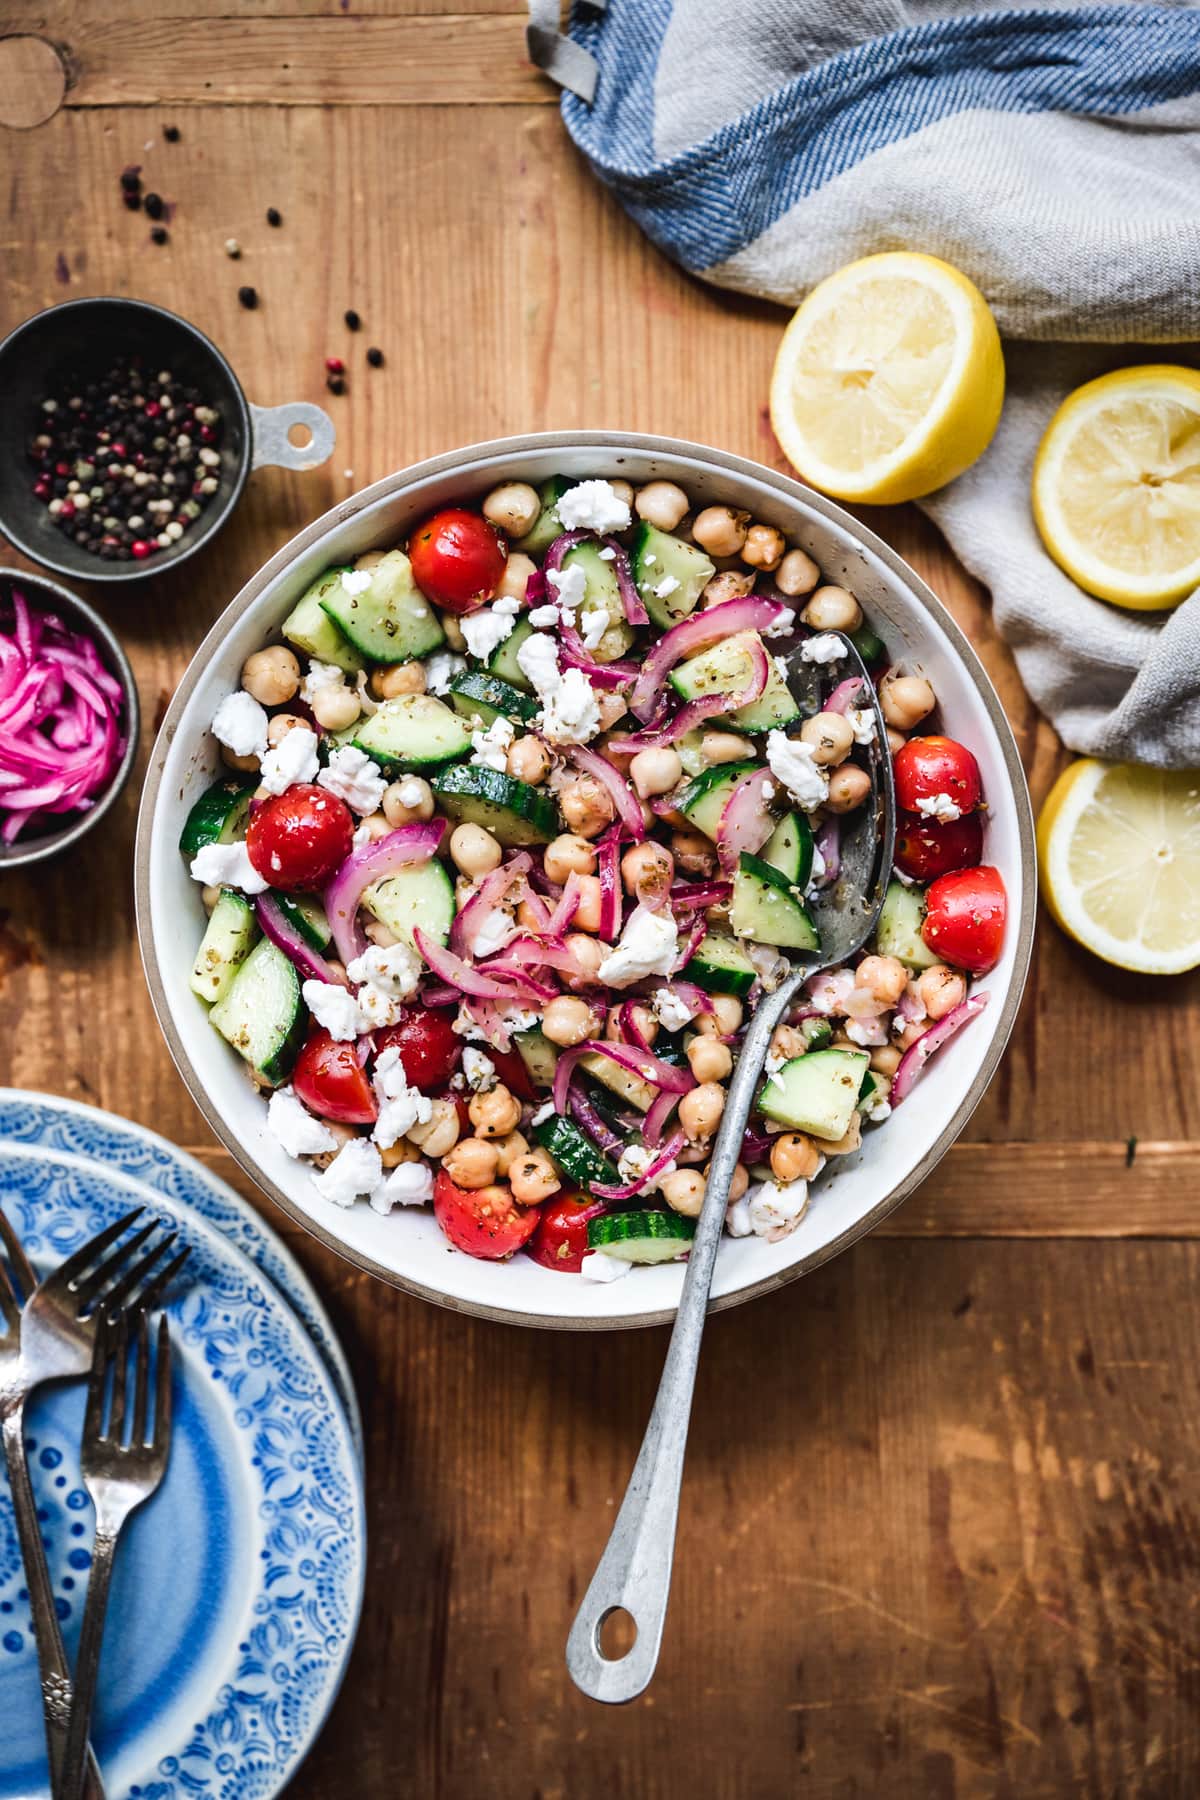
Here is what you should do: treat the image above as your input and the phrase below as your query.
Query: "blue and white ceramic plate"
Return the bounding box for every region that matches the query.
[0,1142,365,1800]
[0,1091,362,1462]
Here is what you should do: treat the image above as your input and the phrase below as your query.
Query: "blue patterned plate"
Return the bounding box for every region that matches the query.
[0,1142,365,1800]
[0,1091,362,1463]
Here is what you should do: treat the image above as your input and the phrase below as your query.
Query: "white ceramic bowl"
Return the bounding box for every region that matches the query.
[136,432,1035,1330]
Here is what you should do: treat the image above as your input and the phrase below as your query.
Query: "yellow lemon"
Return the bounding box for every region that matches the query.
[1033,364,1200,610]
[768,251,1005,506]
[1037,758,1200,974]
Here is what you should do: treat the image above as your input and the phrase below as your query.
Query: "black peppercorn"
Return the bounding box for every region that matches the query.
[238,286,258,310]
[326,374,346,396]
[143,192,164,220]
[266,207,282,227]
[163,124,181,142]
[344,309,361,331]
[120,167,142,192]
[151,226,169,245]
[123,192,142,212]
[366,346,384,368]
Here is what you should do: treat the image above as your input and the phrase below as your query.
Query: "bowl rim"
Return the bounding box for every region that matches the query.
[135,429,1037,1330]
[0,295,253,585]
[0,564,141,868]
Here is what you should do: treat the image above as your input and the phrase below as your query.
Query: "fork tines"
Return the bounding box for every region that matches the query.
[87,1311,173,1452]
[48,1205,189,1323]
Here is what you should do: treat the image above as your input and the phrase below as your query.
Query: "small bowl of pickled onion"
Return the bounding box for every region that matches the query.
[0,569,138,868]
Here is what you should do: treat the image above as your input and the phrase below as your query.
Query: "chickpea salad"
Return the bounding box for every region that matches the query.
[181,473,1007,1280]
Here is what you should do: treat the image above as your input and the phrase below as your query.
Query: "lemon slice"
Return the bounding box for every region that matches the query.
[1033,365,1200,610]
[768,252,1005,506]
[1037,759,1200,974]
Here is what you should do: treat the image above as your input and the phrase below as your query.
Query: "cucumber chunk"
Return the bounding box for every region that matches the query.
[178,777,255,856]
[281,568,366,674]
[849,624,887,666]
[448,670,540,729]
[678,760,761,842]
[800,1016,833,1052]
[670,631,800,733]
[631,523,714,630]
[534,1115,619,1191]
[513,475,571,555]
[319,550,445,663]
[487,616,535,691]
[559,541,635,661]
[514,1027,558,1090]
[759,1048,869,1142]
[875,880,939,971]
[731,853,820,952]
[683,929,757,999]
[579,1049,654,1113]
[432,764,560,847]
[275,894,332,951]
[190,889,259,1004]
[762,811,813,888]
[209,938,304,1084]
[587,1210,695,1263]
[351,694,472,772]
[362,857,455,953]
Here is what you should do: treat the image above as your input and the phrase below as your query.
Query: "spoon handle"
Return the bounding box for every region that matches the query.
[566,968,806,1704]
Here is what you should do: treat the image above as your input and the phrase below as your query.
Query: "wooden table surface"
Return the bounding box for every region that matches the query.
[2,9,1199,1796]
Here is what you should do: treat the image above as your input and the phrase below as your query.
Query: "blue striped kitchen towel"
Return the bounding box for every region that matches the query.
[528,1,1200,767]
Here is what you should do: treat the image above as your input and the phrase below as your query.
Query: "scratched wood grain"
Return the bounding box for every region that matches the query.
[0,48,1198,1800]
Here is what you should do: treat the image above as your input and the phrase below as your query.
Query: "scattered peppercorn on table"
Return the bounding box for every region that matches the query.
[2,11,1199,1795]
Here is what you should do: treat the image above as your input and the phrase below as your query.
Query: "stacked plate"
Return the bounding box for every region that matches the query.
[0,1091,365,1800]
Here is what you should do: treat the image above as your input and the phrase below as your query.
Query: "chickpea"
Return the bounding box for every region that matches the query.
[775,547,821,598]
[679,1081,725,1141]
[266,711,307,748]
[356,812,393,843]
[559,774,615,839]
[687,1035,733,1083]
[364,918,399,949]
[241,644,300,708]
[450,821,503,878]
[821,1114,862,1156]
[635,480,689,532]
[825,763,872,814]
[700,730,752,766]
[770,1131,822,1183]
[856,954,908,1007]
[201,884,222,913]
[886,727,907,757]
[440,612,467,651]
[661,1169,706,1218]
[701,569,755,608]
[483,481,540,538]
[371,660,426,700]
[469,1083,521,1139]
[310,1121,358,1169]
[324,957,348,984]
[442,1136,500,1189]
[620,840,674,904]
[595,623,634,665]
[800,585,863,633]
[709,994,744,1035]
[221,745,260,774]
[606,1003,657,1045]
[671,828,718,878]
[869,1043,902,1076]
[563,932,605,989]
[507,736,551,785]
[382,776,434,826]
[496,552,538,605]
[693,505,750,558]
[741,522,786,572]
[310,683,361,733]
[543,995,600,1047]
[895,1021,926,1050]
[495,1130,530,1177]
[769,1023,807,1062]
[609,479,635,509]
[800,710,855,767]
[705,1159,750,1202]
[571,874,604,934]
[597,691,630,732]
[509,1149,562,1205]
[918,963,967,1021]
[407,1097,460,1159]
[354,550,387,573]
[544,832,596,883]
[629,746,682,800]
[880,674,936,732]
[380,1137,422,1170]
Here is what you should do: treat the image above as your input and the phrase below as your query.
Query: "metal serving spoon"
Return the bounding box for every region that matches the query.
[567,632,897,1704]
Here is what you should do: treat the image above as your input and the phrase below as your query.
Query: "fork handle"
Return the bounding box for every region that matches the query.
[1,1408,106,1800]
[57,1521,121,1800]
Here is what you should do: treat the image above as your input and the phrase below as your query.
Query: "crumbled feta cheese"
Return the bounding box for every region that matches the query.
[581,608,610,650]
[643,552,657,566]
[597,906,678,987]
[598,545,616,562]
[766,731,829,812]
[318,745,387,815]
[546,562,588,617]
[617,1143,675,1194]
[764,1050,786,1078]
[352,821,374,849]
[189,839,269,894]
[340,567,373,596]
[745,1176,810,1241]
[471,908,517,959]
[847,706,877,746]
[725,1195,753,1237]
[462,1047,497,1092]
[516,631,561,700]
[301,660,347,706]
[302,978,366,1041]
[555,479,631,535]
[542,666,601,745]
[212,690,268,759]
[347,941,423,1028]
[865,1098,892,1124]
[370,1043,433,1147]
[311,1137,383,1209]
[760,779,776,804]
[764,615,796,640]
[258,724,320,795]
[424,650,467,696]
[653,575,680,599]
[451,1005,490,1041]
[773,654,792,684]
[916,792,963,822]
[500,1008,538,1034]
[267,1086,337,1159]
[461,596,520,662]
[530,1100,555,1127]
[800,633,846,665]
[579,1250,632,1283]
[396,777,426,809]
[470,715,515,773]
[651,986,696,1031]
[528,604,559,628]
[845,1015,889,1047]
[369,1159,434,1214]
[809,844,827,885]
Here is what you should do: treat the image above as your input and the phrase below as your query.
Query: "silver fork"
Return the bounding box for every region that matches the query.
[0,1203,187,1796]
[57,1311,174,1800]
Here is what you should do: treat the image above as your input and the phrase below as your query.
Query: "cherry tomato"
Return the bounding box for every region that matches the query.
[488,1046,538,1104]
[246,783,354,892]
[894,808,984,883]
[408,508,507,613]
[374,1006,460,1091]
[292,1027,377,1125]
[894,736,982,817]
[921,864,1007,974]
[527,1194,604,1273]
[433,1169,541,1260]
